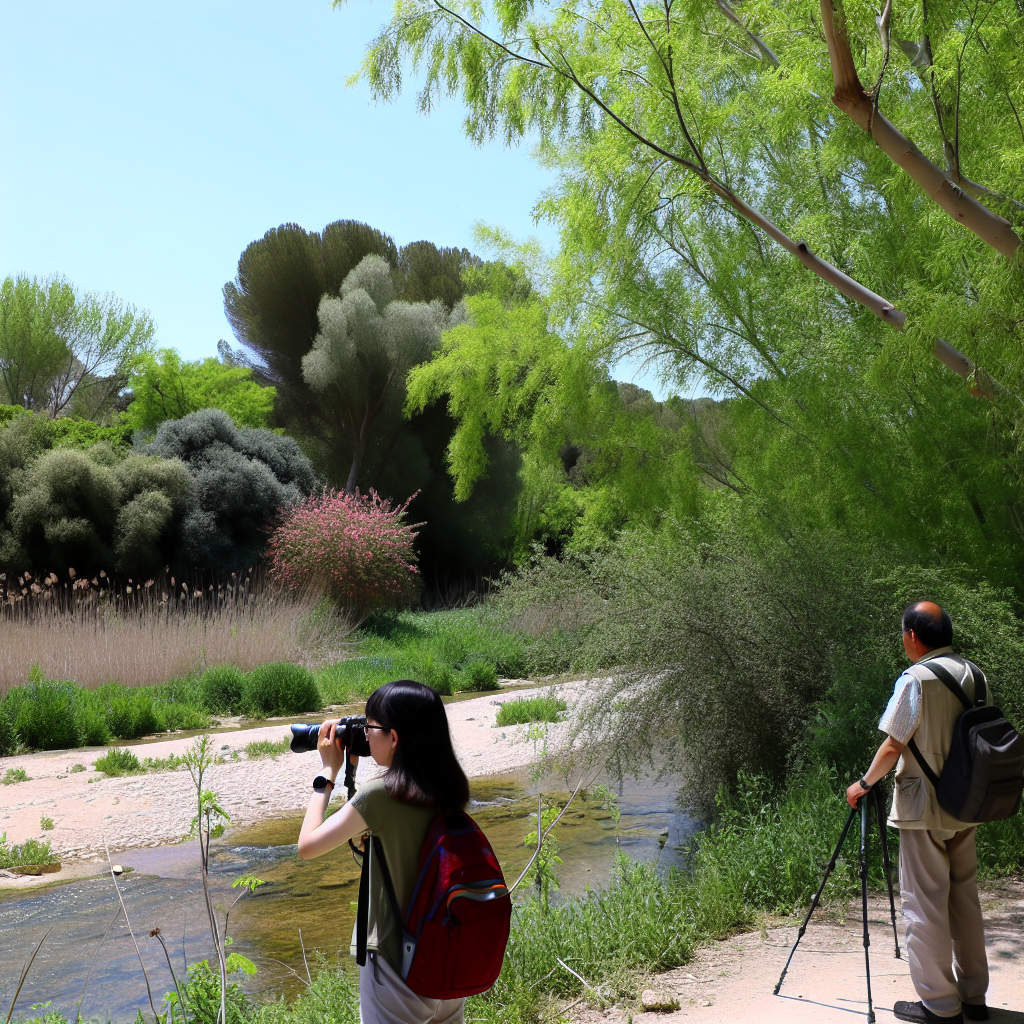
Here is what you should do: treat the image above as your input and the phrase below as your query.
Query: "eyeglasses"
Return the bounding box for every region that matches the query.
[364,724,390,733]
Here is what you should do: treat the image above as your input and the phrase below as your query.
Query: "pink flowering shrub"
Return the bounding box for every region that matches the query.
[268,490,421,615]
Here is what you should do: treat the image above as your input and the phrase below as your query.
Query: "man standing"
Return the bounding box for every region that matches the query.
[846,601,989,1024]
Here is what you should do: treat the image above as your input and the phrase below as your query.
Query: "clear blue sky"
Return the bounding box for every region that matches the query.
[1,0,668,395]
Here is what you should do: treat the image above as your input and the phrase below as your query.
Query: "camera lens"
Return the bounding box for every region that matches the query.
[289,723,320,753]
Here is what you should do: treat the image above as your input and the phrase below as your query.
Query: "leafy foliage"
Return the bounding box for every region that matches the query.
[94,747,144,776]
[0,274,154,419]
[495,694,567,726]
[147,409,316,576]
[126,348,276,435]
[242,662,321,717]
[200,664,247,716]
[268,488,421,616]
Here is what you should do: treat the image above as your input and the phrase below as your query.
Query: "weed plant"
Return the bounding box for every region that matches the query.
[3,767,29,784]
[495,695,567,726]
[94,748,144,776]
[244,736,292,759]
[0,833,57,868]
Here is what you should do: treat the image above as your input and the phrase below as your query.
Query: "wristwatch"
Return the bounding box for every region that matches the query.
[858,777,872,792]
[312,775,335,794]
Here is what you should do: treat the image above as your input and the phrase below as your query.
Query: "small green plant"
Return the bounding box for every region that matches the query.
[141,752,186,773]
[94,747,143,776]
[40,815,54,831]
[70,764,86,773]
[3,767,30,784]
[457,659,500,692]
[494,694,567,726]
[523,801,563,909]
[244,736,291,759]
[0,833,57,868]
[589,784,622,828]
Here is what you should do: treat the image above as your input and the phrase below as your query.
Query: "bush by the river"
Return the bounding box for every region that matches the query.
[494,528,1024,814]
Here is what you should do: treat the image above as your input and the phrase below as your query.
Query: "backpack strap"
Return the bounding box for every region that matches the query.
[914,656,973,711]
[906,736,941,791]
[905,655,985,792]
[372,836,405,927]
[355,836,406,966]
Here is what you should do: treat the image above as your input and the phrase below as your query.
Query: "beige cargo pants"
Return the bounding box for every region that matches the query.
[898,826,989,1018]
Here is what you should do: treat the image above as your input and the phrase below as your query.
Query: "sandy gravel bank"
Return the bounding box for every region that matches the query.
[0,684,571,879]
[574,883,1023,1024]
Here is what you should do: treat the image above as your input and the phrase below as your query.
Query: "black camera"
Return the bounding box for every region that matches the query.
[289,716,372,757]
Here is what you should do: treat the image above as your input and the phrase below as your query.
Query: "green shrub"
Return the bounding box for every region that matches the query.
[418,655,454,696]
[0,699,17,756]
[495,694,567,726]
[458,659,500,691]
[13,678,88,750]
[94,747,143,776]
[3,767,29,784]
[200,664,247,715]
[40,815,54,830]
[100,683,161,740]
[159,701,210,731]
[243,662,321,717]
[0,833,57,869]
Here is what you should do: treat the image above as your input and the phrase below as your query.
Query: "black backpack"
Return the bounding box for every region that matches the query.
[906,656,1024,823]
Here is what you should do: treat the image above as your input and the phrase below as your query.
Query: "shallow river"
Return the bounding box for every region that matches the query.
[0,772,696,1022]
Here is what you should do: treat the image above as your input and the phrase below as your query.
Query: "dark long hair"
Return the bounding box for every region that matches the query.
[365,680,469,813]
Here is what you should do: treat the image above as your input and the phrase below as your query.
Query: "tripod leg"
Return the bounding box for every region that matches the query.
[774,804,858,995]
[860,797,875,1023]
[873,785,901,959]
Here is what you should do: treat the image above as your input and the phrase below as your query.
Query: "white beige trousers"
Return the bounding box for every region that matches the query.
[898,826,989,1018]
[359,951,465,1024]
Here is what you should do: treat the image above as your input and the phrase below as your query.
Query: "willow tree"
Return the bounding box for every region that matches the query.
[341,0,1024,566]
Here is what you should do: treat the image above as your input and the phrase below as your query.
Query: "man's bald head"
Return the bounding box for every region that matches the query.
[902,600,953,650]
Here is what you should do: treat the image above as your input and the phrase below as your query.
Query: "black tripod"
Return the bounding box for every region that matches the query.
[774,784,901,1023]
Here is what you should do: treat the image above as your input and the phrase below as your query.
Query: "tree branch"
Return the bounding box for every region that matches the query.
[820,0,1021,260]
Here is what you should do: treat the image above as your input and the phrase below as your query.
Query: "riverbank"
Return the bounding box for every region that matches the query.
[0,683,571,882]
[572,882,1024,1024]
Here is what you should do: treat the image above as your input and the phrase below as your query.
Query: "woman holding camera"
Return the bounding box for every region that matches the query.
[298,679,470,1024]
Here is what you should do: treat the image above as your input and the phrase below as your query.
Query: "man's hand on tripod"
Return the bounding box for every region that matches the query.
[847,735,905,807]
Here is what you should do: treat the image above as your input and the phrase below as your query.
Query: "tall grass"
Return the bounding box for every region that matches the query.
[316,608,529,702]
[0,571,351,695]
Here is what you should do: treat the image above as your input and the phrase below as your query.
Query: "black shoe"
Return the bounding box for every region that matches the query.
[894,1001,964,1024]
[962,1006,989,1022]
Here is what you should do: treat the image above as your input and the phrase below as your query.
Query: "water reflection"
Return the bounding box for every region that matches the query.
[0,771,696,1022]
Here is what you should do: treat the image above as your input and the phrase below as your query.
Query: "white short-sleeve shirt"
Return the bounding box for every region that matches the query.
[878,671,922,744]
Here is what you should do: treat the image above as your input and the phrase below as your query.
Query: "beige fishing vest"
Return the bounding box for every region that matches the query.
[888,647,985,831]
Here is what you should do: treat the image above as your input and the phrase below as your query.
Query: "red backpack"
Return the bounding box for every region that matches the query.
[355,811,512,999]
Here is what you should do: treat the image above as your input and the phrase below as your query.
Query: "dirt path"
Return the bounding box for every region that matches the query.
[575,884,1024,1024]
[0,684,568,880]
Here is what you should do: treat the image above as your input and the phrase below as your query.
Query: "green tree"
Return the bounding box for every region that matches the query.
[347,0,1023,587]
[125,348,276,435]
[0,275,153,419]
[0,277,76,411]
[304,254,458,492]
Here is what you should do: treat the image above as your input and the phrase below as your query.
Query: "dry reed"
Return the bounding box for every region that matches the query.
[0,569,351,695]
